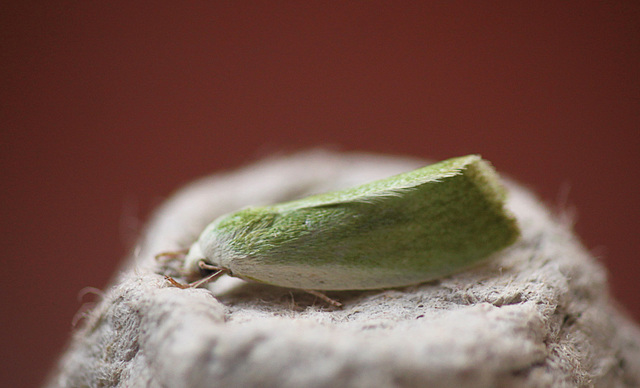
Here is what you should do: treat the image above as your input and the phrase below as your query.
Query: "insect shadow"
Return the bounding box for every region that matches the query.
[208,276,442,311]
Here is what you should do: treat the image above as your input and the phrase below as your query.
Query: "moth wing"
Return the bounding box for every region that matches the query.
[226,155,519,290]
[274,154,486,211]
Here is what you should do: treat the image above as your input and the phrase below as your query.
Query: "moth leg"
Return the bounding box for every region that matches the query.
[164,276,191,289]
[155,248,189,263]
[190,260,228,288]
[303,289,343,308]
[198,260,224,272]
[164,260,228,289]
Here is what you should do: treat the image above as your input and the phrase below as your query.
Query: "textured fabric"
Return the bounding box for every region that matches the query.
[46,150,640,388]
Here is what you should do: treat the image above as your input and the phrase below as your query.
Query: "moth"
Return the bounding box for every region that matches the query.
[163,155,519,305]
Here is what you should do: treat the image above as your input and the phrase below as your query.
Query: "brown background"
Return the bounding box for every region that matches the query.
[2,2,638,387]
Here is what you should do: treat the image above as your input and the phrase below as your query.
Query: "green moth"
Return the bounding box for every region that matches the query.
[175,155,520,293]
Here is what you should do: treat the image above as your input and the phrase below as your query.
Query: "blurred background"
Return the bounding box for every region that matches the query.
[2,2,638,387]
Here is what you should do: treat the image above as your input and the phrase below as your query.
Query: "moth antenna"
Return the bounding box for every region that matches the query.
[154,248,189,263]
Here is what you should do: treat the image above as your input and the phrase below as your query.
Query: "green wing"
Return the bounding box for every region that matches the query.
[206,155,520,290]
[274,154,494,210]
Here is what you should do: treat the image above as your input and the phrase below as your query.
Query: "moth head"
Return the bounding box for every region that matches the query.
[183,242,207,281]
